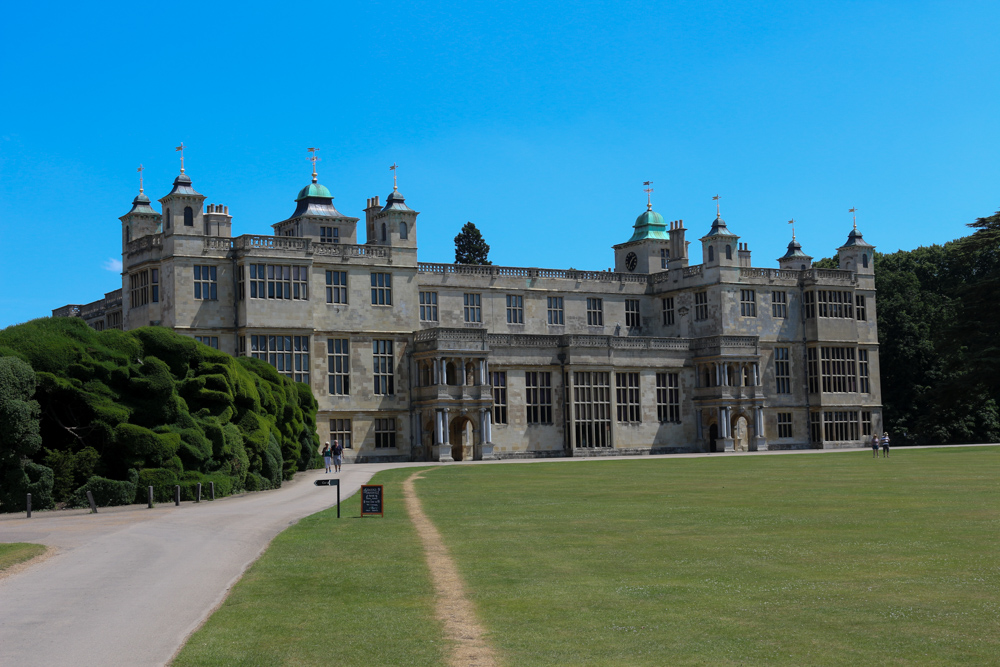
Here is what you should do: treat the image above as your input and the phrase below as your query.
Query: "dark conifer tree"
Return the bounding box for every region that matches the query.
[454,222,491,265]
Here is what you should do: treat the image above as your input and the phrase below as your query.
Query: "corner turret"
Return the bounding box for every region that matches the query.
[837,224,874,275]
[120,179,162,250]
[777,233,812,271]
[700,214,739,268]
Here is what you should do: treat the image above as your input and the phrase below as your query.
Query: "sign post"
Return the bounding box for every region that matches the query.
[314,478,341,518]
[361,484,383,517]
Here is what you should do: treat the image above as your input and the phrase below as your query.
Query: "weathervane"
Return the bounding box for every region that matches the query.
[643,181,653,210]
[789,218,796,240]
[175,143,185,174]
[137,164,144,194]
[390,163,398,191]
[307,147,321,182]
[713,194,721,217]
[849,207,858,231]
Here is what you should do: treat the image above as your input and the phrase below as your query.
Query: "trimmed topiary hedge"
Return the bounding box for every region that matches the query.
[0,318,321,512]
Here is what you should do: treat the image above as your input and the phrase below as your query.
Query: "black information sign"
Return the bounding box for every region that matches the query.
[314,478,341,518]
[360,484,383,517]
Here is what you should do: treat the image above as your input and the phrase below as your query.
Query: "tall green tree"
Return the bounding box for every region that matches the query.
[0,356,50,510]
[454,222,491,265]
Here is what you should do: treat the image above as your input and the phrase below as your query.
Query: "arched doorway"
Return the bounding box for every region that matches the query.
[734,416,749,452]
[708,423,718,453]
[449,416,475,461]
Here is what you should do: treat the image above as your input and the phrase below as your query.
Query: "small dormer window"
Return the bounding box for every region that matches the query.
[862,253,869,268]
[708,246,715,262]
[725,244,732,260]
[399,222,408,240]
[184,207,194,226]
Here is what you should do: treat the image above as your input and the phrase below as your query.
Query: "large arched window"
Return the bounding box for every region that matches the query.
[399,222,408,239]
[165,208,171,229]
[862,253,869,268]
[184,206,194,226]
[708,246,715,262]
[725,244,732,260]
[381,223,387,242]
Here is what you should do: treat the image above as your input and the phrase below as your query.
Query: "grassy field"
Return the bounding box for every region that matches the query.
[175,447,1000,665]
[0,543,46,572]
[173,467,446,666]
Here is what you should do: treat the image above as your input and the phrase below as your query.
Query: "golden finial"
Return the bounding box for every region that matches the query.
[390,163,398,191]
[307,147,320,183]
[849,207,858,231]
[788,218,796,241]
[137,164,144,194]
[175,143,186,174]
[712,194,721,218]
[643,181,653,210]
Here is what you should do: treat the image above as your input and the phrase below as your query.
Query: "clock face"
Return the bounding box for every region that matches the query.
[625,252,638,272]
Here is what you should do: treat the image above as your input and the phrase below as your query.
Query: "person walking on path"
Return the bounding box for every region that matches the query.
[332,439,344,473]
[322,442,332,473]
[871,434,880,458]
[881,432,890,458]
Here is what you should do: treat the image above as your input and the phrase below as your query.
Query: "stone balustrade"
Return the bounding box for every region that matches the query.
[417,263,647,284]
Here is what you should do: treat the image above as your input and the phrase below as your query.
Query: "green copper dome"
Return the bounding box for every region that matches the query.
[627,207,669,242]
[296,181,333,201]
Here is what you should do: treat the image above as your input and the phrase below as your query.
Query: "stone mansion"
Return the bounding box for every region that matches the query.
[54,163,882,462]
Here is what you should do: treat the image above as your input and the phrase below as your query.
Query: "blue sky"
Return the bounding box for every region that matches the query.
[2,1,998,328]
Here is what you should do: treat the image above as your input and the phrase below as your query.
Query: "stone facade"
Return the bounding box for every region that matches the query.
[55,168,882,462]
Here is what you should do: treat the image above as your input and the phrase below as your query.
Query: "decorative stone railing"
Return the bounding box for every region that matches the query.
[78,289,121,319]
[683,265,704,278]
[488,333,562,348]
[416,262,648,284]
[560,335,691,351]
[739,267,801,281]
[414,327,489,344]
[104,289,123,310]
[811,268,855,282]
[234,235,308,251]
[690,335,760,356]
[201,236,390,260]
[313,243,388,258]
[52,305,81,318]
[126,234,163,256]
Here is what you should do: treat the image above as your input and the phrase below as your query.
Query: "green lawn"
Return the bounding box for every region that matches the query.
[0,543,46,572]
[176,448,1000,666]
[173,467,447,666]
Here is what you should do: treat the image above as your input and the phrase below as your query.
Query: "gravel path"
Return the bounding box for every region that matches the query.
[404,470,498,667]
[0,464,425,667]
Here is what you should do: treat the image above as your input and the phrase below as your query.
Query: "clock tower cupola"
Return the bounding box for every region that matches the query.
[613,182,671,274]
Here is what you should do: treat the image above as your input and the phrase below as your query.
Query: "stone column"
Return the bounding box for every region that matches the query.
[566,369,577,449]
[696,409,703,440]
[721,406,735,451]
[436,408,453,462]
[753,406,768,451]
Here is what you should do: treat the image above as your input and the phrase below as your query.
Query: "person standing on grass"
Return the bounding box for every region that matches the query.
[322,442,332,473]
[871,434,880,458]
[881,432,890,458]
[332,438,344,473]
